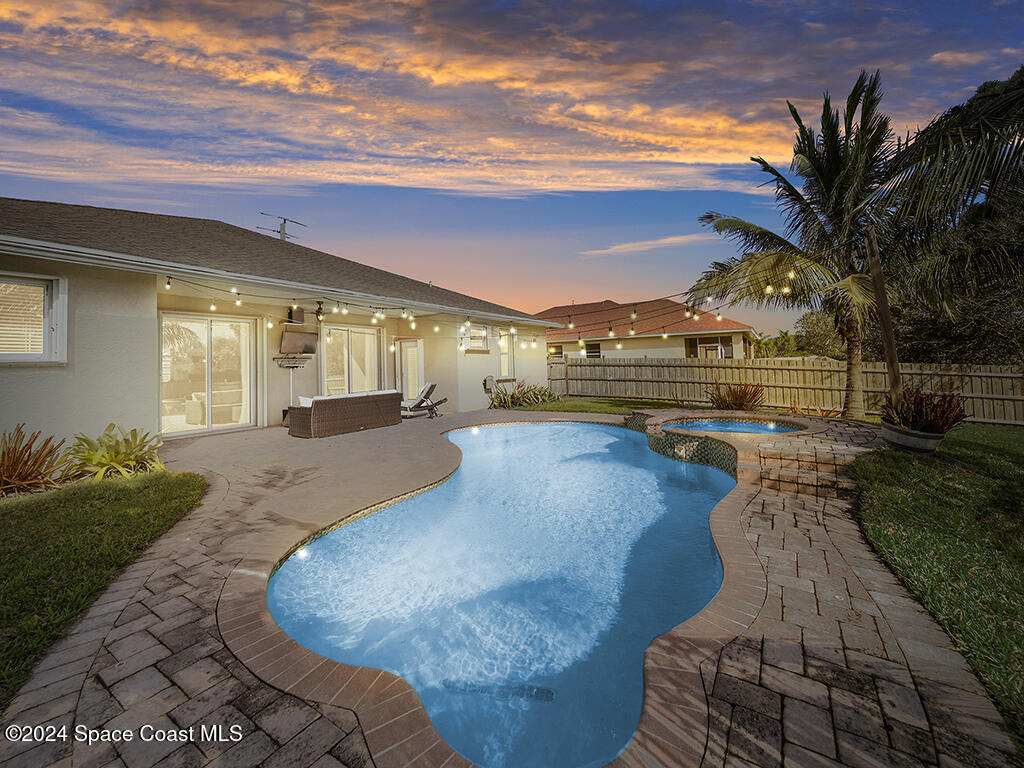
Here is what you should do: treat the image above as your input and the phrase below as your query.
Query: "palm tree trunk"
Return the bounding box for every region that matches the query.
[843,328,866,419]
[866,227,901,400]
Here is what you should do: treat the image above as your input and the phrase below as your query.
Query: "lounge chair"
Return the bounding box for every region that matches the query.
[402,382,448,418]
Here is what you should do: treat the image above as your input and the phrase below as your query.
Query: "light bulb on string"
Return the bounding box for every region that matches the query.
[165,277,171,290]
[267,319,274,329]
[764,285,774,295]
[616,342,623,349]
[788,270,796,279]
[235,298,242,306]
[685,310,692,318]
[389,343,396,352]
[341,305,349,315]
[716,313,722,321]
[410,321,416,330]
[782,286,791,295]
[210,301,217,311]
[568,320,574,329]
[332,303,339,313]
[230,287,237,294]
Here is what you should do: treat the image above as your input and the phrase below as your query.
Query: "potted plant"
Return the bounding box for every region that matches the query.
[879,387,966,452]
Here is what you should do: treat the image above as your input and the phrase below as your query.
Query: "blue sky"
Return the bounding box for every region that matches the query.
[0,0,1020,329]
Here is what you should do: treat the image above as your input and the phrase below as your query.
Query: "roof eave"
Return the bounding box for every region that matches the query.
[0,235,561,327]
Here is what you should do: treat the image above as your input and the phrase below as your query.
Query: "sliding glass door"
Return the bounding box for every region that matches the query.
[161,315,255,434]
[323,326,381,395]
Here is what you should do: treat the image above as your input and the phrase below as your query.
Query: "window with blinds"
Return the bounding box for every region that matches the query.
[0,279,47,356]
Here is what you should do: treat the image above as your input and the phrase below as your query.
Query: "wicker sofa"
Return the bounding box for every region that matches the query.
[286,389,402,438]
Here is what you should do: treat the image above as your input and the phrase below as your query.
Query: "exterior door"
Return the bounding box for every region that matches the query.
[398,339,423,399]
[160,315,255,434]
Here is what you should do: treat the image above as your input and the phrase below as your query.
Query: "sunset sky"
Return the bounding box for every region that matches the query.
[1,0,1020,330]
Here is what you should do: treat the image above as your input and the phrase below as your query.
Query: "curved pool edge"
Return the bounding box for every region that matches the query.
[215,413,768,768]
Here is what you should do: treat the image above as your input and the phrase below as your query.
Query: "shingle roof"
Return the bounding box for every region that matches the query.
[0,197,545,322]
[538,298,754,341]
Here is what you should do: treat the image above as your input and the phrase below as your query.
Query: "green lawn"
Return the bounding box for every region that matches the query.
[850,423,1024,745]
[0,471,207,711]
[512,396,701,414]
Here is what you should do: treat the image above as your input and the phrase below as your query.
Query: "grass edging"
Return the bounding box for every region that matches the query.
[849,423,1024,747]
[0,471,207,712]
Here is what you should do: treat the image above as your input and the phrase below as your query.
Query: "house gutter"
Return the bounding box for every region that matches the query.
[547,328,754,342]
[0,235,563,328]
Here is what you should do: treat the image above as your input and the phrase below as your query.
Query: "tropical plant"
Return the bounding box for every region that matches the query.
[66,424,165,481]
[707,382,765,410]
[881,388,966,434]
[689,72,893,418]
[689,69,1024,418]
[487,381,561,409]
[794,311,845,359]
[0,424,69,496]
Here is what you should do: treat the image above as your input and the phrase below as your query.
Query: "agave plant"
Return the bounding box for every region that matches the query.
[881,388,966,434]
[488,381,561,409]
[0,424,69,496]
[67,423,165,481]
[707,383,766,411]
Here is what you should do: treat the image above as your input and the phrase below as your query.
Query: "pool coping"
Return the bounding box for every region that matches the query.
[216,417,767,768]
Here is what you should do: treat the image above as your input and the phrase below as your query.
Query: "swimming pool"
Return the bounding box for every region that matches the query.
[267,422,734,768]
[663,419,798,434]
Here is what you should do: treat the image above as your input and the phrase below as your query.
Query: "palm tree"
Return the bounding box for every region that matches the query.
[689,69,1024,417]
[689,72,890,418]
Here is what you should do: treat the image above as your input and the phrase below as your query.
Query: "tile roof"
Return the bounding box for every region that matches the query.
[537,298,754,341]
[0,197,545,322]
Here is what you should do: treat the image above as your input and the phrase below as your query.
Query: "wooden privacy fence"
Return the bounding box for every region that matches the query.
[546,356,1024,426]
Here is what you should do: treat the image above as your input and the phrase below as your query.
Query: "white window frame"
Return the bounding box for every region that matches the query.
[498,331,515,377]
[320,324,383,394]
[0,271,68,364]
[467,323,489,351]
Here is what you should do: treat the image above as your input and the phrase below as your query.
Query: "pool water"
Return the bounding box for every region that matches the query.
[267,422,734,768]
[663,419,797,434]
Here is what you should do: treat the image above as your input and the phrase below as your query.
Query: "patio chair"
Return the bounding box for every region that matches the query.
[401,382,448,418]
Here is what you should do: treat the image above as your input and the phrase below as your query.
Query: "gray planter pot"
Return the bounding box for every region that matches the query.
[880,420,945,452]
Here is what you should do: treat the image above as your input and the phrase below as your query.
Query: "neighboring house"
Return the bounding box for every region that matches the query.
[0,198,556,440]
[537,298,757,359]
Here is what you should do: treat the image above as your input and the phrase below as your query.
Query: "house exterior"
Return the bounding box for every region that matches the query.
[0,198,556,441]
[537,299,757,359]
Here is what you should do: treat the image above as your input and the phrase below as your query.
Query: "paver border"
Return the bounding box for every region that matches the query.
[217,418,768,768]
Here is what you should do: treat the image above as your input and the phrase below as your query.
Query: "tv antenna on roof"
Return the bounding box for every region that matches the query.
[257,212,306,241]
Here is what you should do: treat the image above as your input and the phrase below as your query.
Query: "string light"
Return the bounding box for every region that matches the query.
[341,304,349,315]
[434,325,440,332]
[401,309,408,318]
[267,319,274,328]
[630,306,638,320]
[210,301,217,311]
[235,298,242,306]
[520,341,527,349]
[371,316,378,324]
[662,332,668,339]
[607,325,615,337]
[548,346,557,354]
[685,310,692,318]
[389,343,396,352]
[410,321,416,330]
[782,286,791,295]
[230,287,238,294]
[530,338,537,348]
[165,277,171,290]
[332,303,339,313]
[568,320,574,329]
[764,285,774,295]
[716,313,722,321]
[292,301,298,310]
[693,312,700,320]
[629,327,636,335]
[787,270,796,279]
[326,330,332,343]
[458,342,466,351]
[580,349,587,356]
[509,326,517,335]
[578,338,585,346]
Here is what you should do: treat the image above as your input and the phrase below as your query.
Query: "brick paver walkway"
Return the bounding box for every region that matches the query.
[1,411,1018,768]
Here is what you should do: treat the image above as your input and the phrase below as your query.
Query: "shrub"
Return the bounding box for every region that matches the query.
[707,382,766,410]
[881,387,966,434]
[488,381,562,409]
[67,424,165,481]
[0,424,69,496]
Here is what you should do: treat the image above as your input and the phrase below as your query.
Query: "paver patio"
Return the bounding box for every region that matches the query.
[1,410,1019,768]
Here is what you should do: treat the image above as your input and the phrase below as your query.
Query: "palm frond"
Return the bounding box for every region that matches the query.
[687,248,838,311]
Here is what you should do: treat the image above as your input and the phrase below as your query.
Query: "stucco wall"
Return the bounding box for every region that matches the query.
[552,332,750,360]
[0,255,158,441]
